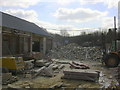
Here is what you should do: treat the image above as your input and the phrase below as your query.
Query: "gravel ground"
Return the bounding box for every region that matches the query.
[3,60,119,89]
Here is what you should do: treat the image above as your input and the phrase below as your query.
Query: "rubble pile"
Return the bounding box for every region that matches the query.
[48,43,102,60]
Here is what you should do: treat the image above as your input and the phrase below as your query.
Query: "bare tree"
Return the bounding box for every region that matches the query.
[81,32,86,35]
[60,30,69,37]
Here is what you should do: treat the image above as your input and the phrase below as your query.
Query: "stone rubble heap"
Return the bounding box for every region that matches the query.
[48,43,102,60]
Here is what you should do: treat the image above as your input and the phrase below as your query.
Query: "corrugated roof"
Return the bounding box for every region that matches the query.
[0,11,51,37]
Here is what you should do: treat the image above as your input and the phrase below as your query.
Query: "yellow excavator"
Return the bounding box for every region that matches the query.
[103,16,120,68]
[104,49,120,67]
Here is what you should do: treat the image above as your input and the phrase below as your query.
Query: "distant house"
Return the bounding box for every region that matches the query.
[0,12,53,59]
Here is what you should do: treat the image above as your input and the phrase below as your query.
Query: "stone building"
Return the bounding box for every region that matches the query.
[0,12,53,59]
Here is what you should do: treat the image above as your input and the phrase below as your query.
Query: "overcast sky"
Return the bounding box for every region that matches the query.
[0,0,119,36]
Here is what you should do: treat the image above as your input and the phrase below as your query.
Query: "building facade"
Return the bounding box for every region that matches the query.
[0,12,53,59]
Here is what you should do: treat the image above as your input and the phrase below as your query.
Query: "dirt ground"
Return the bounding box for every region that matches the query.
[3,59,120,89]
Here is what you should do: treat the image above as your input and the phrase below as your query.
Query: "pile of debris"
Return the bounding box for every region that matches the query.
[24,59,65,79]
[48,43,102,60]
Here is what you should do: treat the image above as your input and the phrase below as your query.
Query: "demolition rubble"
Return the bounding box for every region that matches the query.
[1,43,120,89]
[48,43,102,60]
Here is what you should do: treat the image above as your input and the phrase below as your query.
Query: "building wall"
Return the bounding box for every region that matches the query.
[23,36,30,54]
[2,27,31,56]
[32,34,44,59]
[32,34,42,52]
[2,27,53,59]
[2,34,24,56]
[32,35,53,58]
[19,36,24,54]
[46,38,53,53]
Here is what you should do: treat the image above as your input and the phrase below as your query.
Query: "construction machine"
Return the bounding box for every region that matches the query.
[0,57,25,74]
[2,57,25,72]
[104,48,120,67]
[103,16,120,68]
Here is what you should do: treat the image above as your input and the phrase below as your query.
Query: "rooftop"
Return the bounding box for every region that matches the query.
[0,11,51,37]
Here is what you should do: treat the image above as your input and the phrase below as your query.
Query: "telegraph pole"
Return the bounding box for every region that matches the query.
[114,16,117,51]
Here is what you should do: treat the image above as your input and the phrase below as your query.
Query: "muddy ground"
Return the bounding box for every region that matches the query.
[2,59,120,89]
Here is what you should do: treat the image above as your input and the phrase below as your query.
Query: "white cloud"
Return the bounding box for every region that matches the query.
[3,9,76,35]
[101,16,118,29]
[57,0,75,5]
[5,9,38,21]
[53,7,116,29]
[101,17,114,28]
[3,8,115,36]
[57,0,102,5]
[79,0,119,8]
[103,0,119,8]
[0,0,41,8]
[56,0,119,8]
[53,8,108,22]
[1,0,119,8]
